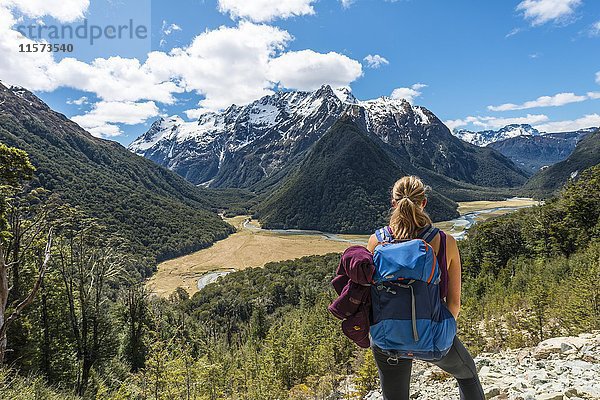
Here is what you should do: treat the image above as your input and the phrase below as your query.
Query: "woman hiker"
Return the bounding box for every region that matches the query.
[366,176,485,400]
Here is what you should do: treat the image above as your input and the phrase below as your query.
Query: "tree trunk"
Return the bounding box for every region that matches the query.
[0,230,52,364]
[0,249,8,364]
[10,211,20,302]
[40,280,51,378]
[78,355,93,396]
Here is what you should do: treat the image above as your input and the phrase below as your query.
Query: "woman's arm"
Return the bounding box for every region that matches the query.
[367,234,378,254]
[445,234,462,319]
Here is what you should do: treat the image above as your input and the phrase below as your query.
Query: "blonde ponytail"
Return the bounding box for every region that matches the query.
[389,176,432,240]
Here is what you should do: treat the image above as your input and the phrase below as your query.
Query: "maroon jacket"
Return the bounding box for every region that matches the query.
[328,246,375,348]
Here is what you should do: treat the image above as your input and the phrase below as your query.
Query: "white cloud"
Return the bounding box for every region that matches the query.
[50,56,183,104]
[0,6,61,91]
[444,118,473,132]
[516,0,581,26]
[534,113,600,132]
[445,114,549,131]
[145,22,293,110]
[505,28,522,38]
[0,4,364,136]
[84,123,123,137]
[488,92,588,111]
[340,0,356,9]
[159,21,182,47]
[184,108,213,120]
[596,71,600,84]
[267,49,363,91]
[217,0,316,22]
[1,0,89,22]
[589,20,600,36]
[363,54,389,69]
[390,83,427,104]
[71,101,159,137]
[67,96,88,105]
[588,91,600,99]
[162,21,182,36]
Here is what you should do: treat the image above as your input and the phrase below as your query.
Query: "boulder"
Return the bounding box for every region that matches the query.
[537,392,564,400]
[533,337,589,360]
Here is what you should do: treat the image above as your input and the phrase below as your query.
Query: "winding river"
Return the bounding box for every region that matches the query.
[242,197,537,242]
[193,197,538,291]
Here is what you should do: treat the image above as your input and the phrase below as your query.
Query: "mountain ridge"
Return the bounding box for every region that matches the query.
[453,124,541,147]
[524,130,600,195]
[453,123,596,147]
[130,85,529,196]
[256,117,460,233]
[0,83,234,271]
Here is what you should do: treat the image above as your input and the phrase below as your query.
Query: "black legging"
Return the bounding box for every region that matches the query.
[372,336,485,400]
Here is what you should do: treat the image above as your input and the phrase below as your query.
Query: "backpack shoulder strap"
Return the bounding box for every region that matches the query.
[418,224,439,243]
[374,226,394,243]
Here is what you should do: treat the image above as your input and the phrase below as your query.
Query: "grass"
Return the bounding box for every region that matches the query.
[147,215,351,296]
[0,368,77,400]
[457,198,538,214]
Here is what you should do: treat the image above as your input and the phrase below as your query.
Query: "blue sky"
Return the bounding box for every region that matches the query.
[1,0,599,146]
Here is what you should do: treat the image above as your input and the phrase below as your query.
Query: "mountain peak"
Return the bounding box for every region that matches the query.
[498,124,540,136]
[256,118,460,232]
[314,84,336,98]
[453,124,540,147]
[333,87,358,104]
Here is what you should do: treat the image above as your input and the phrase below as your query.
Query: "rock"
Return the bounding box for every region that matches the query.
[561,342,574,351]
[537,393,564,400]
[582,353,598,363]
[534,337,589,360]
[485,387,500,399]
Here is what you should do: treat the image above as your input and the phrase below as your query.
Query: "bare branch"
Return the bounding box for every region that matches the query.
[0,228,53,338]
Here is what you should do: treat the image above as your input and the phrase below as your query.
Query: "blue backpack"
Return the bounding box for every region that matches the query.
[370,225,456,361]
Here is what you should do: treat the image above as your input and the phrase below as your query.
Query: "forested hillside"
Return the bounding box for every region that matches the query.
[257,118,459,232]
[459,163,600,351]
[0,84,236,271]
[524,130,599,196]
[488,134,577,173]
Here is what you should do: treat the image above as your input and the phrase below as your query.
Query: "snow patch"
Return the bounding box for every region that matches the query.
[413,106,430,125]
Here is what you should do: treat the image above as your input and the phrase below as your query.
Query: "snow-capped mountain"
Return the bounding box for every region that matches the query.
[130,85,438,187]
[453,124,541,147]
[129,85,528,189]
[131,85,355,187]
[487,128,595,173]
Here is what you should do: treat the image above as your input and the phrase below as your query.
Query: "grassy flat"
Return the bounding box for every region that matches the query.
[148,198,539,297]
[457,198,538,214]
[147,216,350,296]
